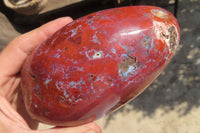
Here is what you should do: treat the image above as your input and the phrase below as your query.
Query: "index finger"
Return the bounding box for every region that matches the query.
[0,17,73,76]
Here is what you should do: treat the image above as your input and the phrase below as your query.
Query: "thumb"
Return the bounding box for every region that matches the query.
[38,123,102,133]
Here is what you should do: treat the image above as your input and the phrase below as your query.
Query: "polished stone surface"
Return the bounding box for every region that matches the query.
[21,6,179,126]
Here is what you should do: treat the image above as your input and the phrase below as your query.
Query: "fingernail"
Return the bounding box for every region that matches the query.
[86,130,97,133]
[85,123,101,133]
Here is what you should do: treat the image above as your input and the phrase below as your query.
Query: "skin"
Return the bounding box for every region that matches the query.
[0,17,101,133]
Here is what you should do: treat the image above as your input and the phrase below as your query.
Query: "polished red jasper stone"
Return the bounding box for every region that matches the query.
[21,6,180,126]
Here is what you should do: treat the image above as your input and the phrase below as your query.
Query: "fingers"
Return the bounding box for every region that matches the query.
[0,17,73,76]
[0,94,102,133]
[0,95,29,129]
[37,123,102,133]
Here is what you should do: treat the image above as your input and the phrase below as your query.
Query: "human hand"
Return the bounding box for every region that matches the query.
[0,17,101,133]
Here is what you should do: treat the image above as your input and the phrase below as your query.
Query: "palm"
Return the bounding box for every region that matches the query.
[0,17,101,133]
[8,75,39,128]
[0,75,38,131]
[0,17,74,130]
